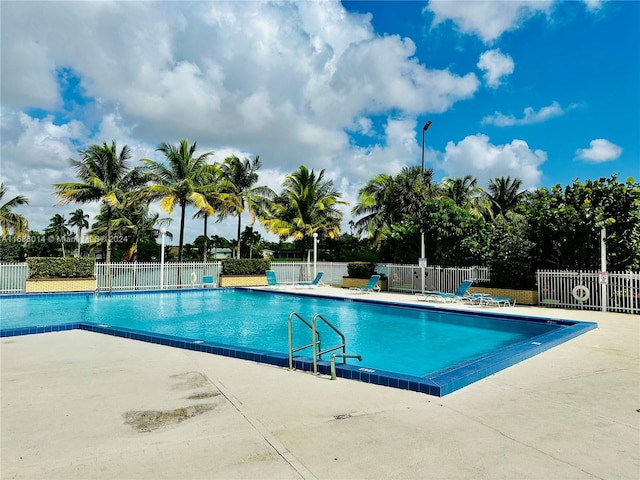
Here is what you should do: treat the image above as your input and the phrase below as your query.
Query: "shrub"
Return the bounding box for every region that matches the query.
[221,258,271,275]
[347,262,377,278]
[27,257,96,279]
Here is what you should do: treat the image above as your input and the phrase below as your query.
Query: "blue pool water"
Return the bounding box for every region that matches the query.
[0,289,596,395]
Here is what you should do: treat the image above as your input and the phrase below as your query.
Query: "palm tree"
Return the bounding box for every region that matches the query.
[45,213,71,257]
[192,167,231,262]
[0,183,29,237]
[218,155,274,258]
[240,226,263,259]
[141,139,215,262]
[352,167,437,248]
[263,165,346,262]
[486,176,527,216]
[54,141,145,264]
[68,208,89,257]
[351,173,395,247]
[441,175,491,218]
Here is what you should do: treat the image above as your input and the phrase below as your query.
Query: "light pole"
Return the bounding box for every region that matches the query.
[313,232,318,278]
[160,227,166,290]
[420,120,432,294]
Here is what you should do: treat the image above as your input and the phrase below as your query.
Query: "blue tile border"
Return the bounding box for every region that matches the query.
[0,289,598,397]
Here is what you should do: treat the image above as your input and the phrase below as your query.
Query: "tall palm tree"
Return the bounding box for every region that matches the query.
[218,155,274,258]
[352,167,437,248]
[486,176,526,216]
[192,166,232,262]
[45,213,71,257]
[141,139,214,262]
[0,183,29,237]
[351,173,395,247]
[54,141,145,264]
[441,175,491,218]
[68,208,89,257]
[263,165,346,261]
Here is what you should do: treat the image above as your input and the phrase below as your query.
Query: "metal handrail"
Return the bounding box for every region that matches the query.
[330,353,362,380]
[288,312,321,370]
[288,312,348,374]
[312,313,346,374]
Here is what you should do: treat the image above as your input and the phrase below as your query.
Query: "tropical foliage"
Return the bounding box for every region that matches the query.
[217,155,274,259]
[69,209,89,257]
[0,183,29,237]
[3,132,631,289]
[263,165,346,261]
[54,141,145,263]
[141,139,215,262]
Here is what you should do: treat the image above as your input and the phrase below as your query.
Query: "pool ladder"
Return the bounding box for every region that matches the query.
[287,312,361,375]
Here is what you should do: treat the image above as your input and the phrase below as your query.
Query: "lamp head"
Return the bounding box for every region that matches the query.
[160,227,167,235]
[423,120,432,131]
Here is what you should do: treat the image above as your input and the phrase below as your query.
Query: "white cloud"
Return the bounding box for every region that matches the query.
[575,139,622,163]
[482,101,568,126]
[427,0,553,43]
[1,0,484,242]
[583,0,604,12]
[477,49,514,88]
[440,134,546,189]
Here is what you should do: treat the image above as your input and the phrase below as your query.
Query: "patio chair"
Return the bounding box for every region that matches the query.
[349,274,381,294]
[296,272,324,288]
[479,296,515,307]
[265,270,284,287]
[415,280,474,302]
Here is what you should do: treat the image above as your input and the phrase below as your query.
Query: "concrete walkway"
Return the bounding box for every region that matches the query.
[1,289,638,479]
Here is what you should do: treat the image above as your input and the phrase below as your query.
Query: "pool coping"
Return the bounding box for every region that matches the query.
[0,288,598,397]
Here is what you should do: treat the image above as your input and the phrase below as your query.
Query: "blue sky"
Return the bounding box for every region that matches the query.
[1,0,638,245]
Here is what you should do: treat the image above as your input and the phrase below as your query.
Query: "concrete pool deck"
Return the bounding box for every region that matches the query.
[1,288,638,479]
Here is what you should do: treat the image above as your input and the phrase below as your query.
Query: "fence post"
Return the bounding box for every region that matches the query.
[600,227,607,312]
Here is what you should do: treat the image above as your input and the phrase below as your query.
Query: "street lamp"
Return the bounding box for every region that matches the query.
[160,227,166,290]
[313,232,318,278]
[420,120,432,294]
[421,120,432,171]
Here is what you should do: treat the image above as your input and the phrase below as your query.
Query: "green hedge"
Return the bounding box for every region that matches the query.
[221,258,271,275]
[27,257,96,279]
[347,262,377,279]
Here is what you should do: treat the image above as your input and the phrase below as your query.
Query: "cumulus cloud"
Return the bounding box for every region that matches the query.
[582,0,604,12]
[440,134,546,188]
[427,0,553,43]
[575,139,622,163]
[477,49,514,88]
[482,101,569,126]
[1,1,483,240]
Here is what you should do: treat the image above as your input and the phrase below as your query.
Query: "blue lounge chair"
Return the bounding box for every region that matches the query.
[415,280,474,302]
[265,270,282,287]
[349,274,381,294]
[479,296,515,307]
[296,272,324,288]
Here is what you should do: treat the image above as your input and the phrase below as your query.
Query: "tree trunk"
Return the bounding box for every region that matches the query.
[105,207,113,264]
[203,214,208,263]
[236,214,242,259]
[76,227,82,257]
[178,201,186,262]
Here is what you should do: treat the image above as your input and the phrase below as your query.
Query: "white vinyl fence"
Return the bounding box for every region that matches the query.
[386,264,490,294]
[537,270,640,314]
[3,261,639,314]
[270,261,349,286]
[96,262,222,291]
[0,263,29,293]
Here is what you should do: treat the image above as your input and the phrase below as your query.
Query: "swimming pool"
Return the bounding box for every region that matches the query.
[0,289,597,396]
